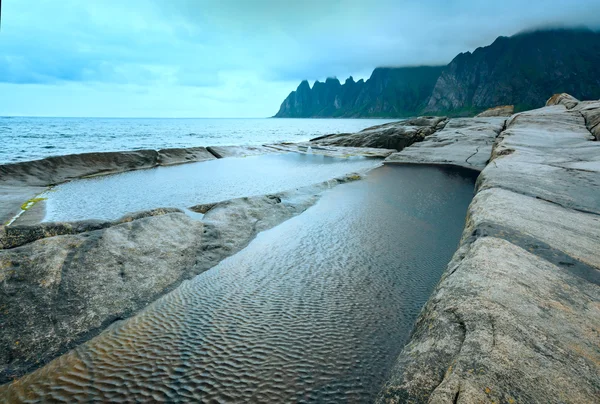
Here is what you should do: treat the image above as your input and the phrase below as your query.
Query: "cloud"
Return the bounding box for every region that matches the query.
[0,0,599,116]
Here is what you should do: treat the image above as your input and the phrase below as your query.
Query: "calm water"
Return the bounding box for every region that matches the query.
[0,117,395,164]
[2,165,476,403]
[43,153,383,222]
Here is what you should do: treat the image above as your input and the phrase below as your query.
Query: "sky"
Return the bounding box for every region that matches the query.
[1,0,599,118]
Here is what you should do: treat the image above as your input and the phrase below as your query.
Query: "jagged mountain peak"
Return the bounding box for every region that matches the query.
[275,28,600,118]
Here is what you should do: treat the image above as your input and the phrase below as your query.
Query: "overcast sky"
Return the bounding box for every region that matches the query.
[1,0,599,117]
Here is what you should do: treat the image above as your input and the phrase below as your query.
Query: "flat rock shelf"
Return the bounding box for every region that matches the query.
[1,165,476,402]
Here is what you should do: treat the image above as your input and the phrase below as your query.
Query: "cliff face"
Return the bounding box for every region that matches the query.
[274,66,443,118]
[426,29,600,114]
[274,29,600,118]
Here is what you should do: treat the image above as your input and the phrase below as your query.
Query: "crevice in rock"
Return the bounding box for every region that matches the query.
[464,146,480,165]
[452,387,461,404]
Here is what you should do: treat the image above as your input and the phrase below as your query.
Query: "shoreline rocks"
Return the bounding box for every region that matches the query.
[0,147,216,225]
[310,116,448,151]
[384,117,506,171]
[1,94,599,402]
[377,98,600,403]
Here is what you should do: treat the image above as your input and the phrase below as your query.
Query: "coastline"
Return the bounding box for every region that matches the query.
[1,95,599,401]
[377,95,600,403]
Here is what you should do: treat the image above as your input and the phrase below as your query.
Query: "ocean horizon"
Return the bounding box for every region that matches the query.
[0,117,396,164]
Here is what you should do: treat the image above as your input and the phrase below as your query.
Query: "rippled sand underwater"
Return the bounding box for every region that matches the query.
[1,165,476,402]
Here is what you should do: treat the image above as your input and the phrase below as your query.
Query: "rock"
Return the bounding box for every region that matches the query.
[0,208,180,250]
[157,147,215,166]
[546,93,580,109]
[0,150,159,187]
[378,103,600,403]
[475,105,514,117]
[0,185,45,226]
[206,145,280,158]
[0,174,362,384]
[576,101,600,140]
[310,116,448,151]
[0,147,217,226]
[0,148,216,188]
[267,143,396,158]
[384,117,506,171]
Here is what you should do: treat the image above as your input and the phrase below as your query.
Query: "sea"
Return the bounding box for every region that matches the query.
[0,117,397,164]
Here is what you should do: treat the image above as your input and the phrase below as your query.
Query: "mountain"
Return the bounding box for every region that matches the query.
[274,28,600,118]
[274,66,443,118]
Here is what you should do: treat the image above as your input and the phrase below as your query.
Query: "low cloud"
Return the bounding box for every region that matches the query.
[1,0,599,116]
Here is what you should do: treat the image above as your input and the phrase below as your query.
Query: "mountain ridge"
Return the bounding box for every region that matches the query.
[274,28,600,118]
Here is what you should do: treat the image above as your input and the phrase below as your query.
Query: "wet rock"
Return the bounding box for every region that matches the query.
[0,150,160,187]
[157,147,215,166]
[378,102,600,403]
[384,117,506,171]
[0,186,45,226]
[475,105,514,117]
[206,145,281,158]
[267,143,395,158]
[309,116,448,151]
[0,174,360,384]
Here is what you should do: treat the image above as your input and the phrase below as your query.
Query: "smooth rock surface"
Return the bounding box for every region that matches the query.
[310,116,448,151]
[0,175,359,383]
[378,102,600,403]
[0,185,45,226]
[267,143,396,158]
[384,117,506,171]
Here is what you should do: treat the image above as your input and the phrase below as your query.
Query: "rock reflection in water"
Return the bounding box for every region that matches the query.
[1,165,476,403]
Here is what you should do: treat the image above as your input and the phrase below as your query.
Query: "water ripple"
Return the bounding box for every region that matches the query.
[1,165,475,403]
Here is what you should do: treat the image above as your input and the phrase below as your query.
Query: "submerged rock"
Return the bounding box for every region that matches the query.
[309,116,448,151]
[378,100,600,403]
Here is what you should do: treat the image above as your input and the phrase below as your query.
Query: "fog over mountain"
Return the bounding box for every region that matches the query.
[1,0,600,117]
[275,29,600,117]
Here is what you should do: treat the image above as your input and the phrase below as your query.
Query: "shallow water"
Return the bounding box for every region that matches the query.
[2,165,476,402]
[43,153,383,222]
[0,117,395,164]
